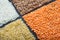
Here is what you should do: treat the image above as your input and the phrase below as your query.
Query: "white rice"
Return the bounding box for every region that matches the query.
[0,0,19,26]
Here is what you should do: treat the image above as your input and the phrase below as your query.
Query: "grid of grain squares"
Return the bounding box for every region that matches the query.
[11,0,52,15]
[23,1,60,40]
[0,19,36,40]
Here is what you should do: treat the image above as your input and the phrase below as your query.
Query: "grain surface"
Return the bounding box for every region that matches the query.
[12,0,51,15]
[23,1,60,40]
[0,19,35,40]
[0,0,19,26]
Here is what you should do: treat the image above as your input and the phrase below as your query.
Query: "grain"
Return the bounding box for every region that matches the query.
[12,0,51,15]
[0,0,19,27]
[0,19,35,40]
[23,1,60,40]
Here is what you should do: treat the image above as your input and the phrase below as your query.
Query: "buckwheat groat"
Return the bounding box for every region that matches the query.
[23,1,60,40]
[0,0,19,27]
[12,0,52,15]
[0,19,35,40]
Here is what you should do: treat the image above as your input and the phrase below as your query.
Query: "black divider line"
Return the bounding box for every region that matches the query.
[10,1,21,17]
[1,0,56,40]
[9,0,39,40]
[0,0,21,28]
[0,17,21,28]
[20,0,55,40]
[9,0,55,16]
[9,0,55,40]
[21,17,39,40]
[9,0,12,2]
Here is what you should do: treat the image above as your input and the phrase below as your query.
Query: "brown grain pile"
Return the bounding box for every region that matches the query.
[12,0,51,15]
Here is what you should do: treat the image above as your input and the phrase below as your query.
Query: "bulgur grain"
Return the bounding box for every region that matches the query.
[0,19,35,40]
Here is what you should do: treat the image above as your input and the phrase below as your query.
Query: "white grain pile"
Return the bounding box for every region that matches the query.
[0,0,19,26]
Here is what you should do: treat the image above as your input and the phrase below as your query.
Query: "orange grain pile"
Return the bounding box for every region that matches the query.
[23,1,60,40]
[56,0,60,1]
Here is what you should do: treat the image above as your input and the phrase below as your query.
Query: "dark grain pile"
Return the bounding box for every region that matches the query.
[12,0,51,15]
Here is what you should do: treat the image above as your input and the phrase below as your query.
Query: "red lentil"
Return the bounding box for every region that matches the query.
[23,1,60,40]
